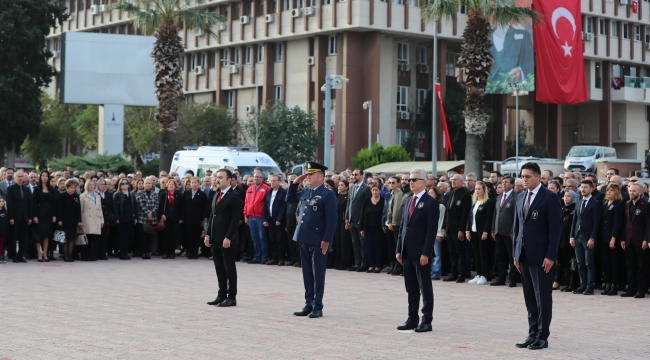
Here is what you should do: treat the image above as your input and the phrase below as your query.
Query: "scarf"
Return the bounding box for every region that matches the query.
[167,191,175,206]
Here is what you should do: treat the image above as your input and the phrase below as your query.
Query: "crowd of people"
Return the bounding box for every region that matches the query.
[0,164,648,298]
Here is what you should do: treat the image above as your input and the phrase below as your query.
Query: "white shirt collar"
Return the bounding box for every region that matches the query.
[413,189,426,200]
[529,183,542,195]
[504,189,513,197]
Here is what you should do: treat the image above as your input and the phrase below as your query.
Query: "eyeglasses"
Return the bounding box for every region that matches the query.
[409,178,423,182]
[388,182,396,184]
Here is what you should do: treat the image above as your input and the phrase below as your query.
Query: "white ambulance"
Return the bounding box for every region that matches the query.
[170,146,283,178]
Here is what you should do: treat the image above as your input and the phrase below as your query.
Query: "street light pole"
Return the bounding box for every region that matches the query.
[222,59,259,148]
[363,100,372,148]
[507,82,528,175]
[322,75,349,169]
[431,19,438,177]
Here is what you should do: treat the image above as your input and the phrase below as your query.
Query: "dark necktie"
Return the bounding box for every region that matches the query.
[524,191,532,218]
[500,193,507,208]
[408,196,418,220]
[20,185,24,199]
[217,191,223,203]
[581,199,587,213]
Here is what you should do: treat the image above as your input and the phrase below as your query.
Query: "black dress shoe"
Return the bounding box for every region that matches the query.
[12,258,19,263]
[455,276,465,283]
[583,287,594,295]
[528,339,548,350]
[414,323,432,333]
[601,284,611,295]
[561,286,573,292]
[620,291,635,297]
[515,336,536,348]
[607,285,618,296]
[293,307,313,317]
[308,310,322,318]
[442,276,456,282]
[572,286,587,294]
[490,281,506,286]
[396,320,418,331]
[347,265,359,271]
[634,292,645,299]
[508,282,517,288]
[217,298,237,307]
[247,259,260,264]
[356,266,369,272]
[18,257,27,263]
[207,297,226,305]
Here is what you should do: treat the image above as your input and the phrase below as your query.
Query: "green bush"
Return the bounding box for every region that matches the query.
[139,158,160,177]
[352,143,410,169]
[48,154,135,174]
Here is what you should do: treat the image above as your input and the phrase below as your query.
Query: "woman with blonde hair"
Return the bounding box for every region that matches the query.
[465,181,496,285]
[79,180,104,261]
[598,183,625,295]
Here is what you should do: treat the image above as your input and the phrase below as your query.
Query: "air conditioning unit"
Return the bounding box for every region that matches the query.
[265,14,274,23]
[291,8,301,18]
[246,105,255,114]
[230,65,239,74]
[52,51,60,58]
[196,28,204,37]
[418,64,429,73]
[100,4,108,12]
[194,66,205,75]
[66,13,74,21]
[646,42,650,51]
[304,7,315,16]
[90,5,100,16]
[307,56,315,66]
[240,16,250,24]
[619,0,628,5]
[399,63,410,72]
[398,111,410,120]
[217,23,227,31]
[583,32,593,41]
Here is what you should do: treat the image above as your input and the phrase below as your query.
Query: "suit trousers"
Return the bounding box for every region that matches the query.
[469,232,495,279]
[117,222,133,256]
[625,243,649,294]
[11,218,29,259]
[446,230,465,278]
[287,226,300,264]
[495,234,516,283]
[384,227,396,268]
[159,221,180,257]
[349,223,366,267]
[299,243,327,310]
[402,249,434,324]
[335,222,353,269]
[184,224,203,257]
[84,234,100,261]
[363,227,383,268]
[574,238,596,288]
[99,225,109,259]
[267,222,287,261]
[392,226,403,271]
[601,243,620,285]
[212,243,237,299]
[519,250,554,341]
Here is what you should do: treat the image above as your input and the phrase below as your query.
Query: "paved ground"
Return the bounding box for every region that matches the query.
[1,257,649,359]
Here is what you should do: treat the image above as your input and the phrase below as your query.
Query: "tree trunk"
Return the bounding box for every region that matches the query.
[0,147,5,167]
[159,130,176,172]
[464,134,483,176]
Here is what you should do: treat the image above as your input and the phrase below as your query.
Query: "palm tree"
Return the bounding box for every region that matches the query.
[107,0,224,171]
[422,0,539,176]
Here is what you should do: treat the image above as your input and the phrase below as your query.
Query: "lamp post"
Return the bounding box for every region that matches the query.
[321,75,349,169]
[363,100,372,148]
[507,81,529,174]
[222,59,260,148]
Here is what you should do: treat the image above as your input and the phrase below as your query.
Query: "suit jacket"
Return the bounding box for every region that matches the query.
[624,198,650,246]
[180,189,207,225]
[0,180,12,197]
[465,198,495,234]
[444,186,471,232]
[345,182,371,224]
[492,190,517,236]
[387,188,412,226]
[381,191,394,227]
[6,183,32,222]
[206,187,243,245]
[286,183,337,246]
[512,185,562,264]
[599,200,624,244]
[99,191,115,224]
[263,187,287,225]
[570,196,601,242]
[396,192,440,259]
[112,192,138,222]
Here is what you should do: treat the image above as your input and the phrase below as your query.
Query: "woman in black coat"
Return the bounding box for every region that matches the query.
[334,180,352,270]
[598,184,625,296]
[158,179,182,259]
[465,181,496,284]
[57,179,82,262]
[113,178,138,260]
[558,190,579,292]
[33,170,57,262]
[360,182,385,273]
[180,177,207,259]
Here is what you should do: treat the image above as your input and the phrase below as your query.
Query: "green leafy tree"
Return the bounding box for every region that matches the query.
[506,119,550,158]
[72,106,100,151]
[124,107,160,169]
[422,0,540,175]
[0,0,67,164]
[247,104,321,173]
[176,102,239,148]
[108,0,225,172]
[352,143,411,169]
[49,154,135,174]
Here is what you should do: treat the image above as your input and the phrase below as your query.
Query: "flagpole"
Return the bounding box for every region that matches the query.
[431,19,438,177]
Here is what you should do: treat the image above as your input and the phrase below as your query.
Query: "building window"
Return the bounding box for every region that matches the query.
[611,21,618,38]
[417,89,427,114]
[310,0,317,6]
[245,46,252,64]
[396,130,410,146]
[397,86,408,112]
[328,35,337,55]
[283,0,290,11]
[222,49,230,67]
[209,51,216,68]
[392,0,403,4]
[598,19,605,35]
[199,53,206,67]
[635,25,641,41]
[410,0,420,6]
[397,43,409,63]
[227,91,234,108]
[416,46,427,64]
[623,23,629,39]
[585,17,593,34]
[180,56,185,72]
[324,0,332,3]
[257,45,264,63]
[274,85,282,103]
[190,54,196,70]
[276,43,283,61]
[459,2,468,15]
[234,48,240,64]
[446,53,457,76]
[595,62,602,89]
[646,27,650,43]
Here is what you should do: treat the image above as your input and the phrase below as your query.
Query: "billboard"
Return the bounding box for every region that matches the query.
[486,0,535,94]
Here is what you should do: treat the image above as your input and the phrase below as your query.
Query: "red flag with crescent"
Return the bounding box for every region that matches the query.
[435,84,453,160]
[533,0,587,104]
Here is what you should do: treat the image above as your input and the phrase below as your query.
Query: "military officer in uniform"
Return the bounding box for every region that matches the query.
[286,162,337,318]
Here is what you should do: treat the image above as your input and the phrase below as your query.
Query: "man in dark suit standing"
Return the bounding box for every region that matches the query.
[395,168,439,333]
[0,168,14,197]
[205,169,244,307]
[620,182,650,298]
[442,174,471,282]
[569,180,601,295]
[263,175,287,265]
[345,169,371,272]
[513,162,561,350]
[6,170,32,262]
[491,176,518,286]
[287,162,337,318]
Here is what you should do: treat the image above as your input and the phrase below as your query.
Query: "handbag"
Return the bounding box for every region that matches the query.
[53,230,66,244]
[75,230,88,246]
[155,199,167,232]
[142,220,156,234]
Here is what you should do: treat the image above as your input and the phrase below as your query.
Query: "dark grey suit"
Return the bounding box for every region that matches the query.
[492,190,518,283]
[0,180,12,197]
[569,196,601,288]
[345,182,371,267]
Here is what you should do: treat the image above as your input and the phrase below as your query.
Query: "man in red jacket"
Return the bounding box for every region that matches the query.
[244,171,270,264]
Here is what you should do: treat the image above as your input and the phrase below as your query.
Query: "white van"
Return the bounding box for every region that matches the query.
[564,146,617,174]
[170,146,282,178]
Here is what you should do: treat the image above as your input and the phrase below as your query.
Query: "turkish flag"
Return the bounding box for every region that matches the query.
[533,0,587,104]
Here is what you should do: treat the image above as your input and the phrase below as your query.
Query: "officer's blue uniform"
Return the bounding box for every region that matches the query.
[286,178,337,311]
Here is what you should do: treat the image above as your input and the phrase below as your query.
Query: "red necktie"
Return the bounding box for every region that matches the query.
[501,193,507,208]
[408,196,418,220]
[217,191,223,203]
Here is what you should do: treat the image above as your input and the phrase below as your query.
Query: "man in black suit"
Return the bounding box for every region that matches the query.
[6,170,32,262]
[395,168,440,333]
[263,175,287,265]
[442,174,471,282]
[513,162,562,350]
[345,169,371,272]
[205,169,244,307]
[491,176,518,286]
[570,180,601,295]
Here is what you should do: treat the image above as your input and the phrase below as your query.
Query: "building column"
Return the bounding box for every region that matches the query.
[600,61,612,146]
[547,104,562,158]
[533,100,548,147]
[486,94,507,160]
[314,35,328,162]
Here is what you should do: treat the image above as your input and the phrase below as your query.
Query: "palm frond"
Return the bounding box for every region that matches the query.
[176,9,225,39]
[132,9,164,35]
[421,0,459,23]
[486,1,541,28]
[107,1,148,16]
